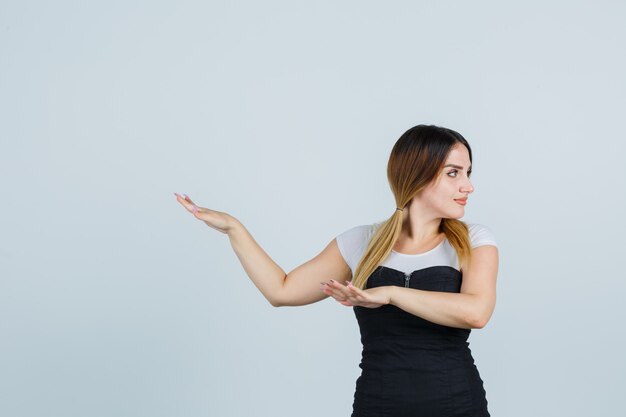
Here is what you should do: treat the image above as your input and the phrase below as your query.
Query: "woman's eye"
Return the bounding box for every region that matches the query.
[447,170,472,178]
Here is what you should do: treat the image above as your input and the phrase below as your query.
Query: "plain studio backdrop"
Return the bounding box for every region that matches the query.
[1,1,624,416]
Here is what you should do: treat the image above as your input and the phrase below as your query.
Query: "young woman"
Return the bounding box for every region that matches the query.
[175,124,499,417]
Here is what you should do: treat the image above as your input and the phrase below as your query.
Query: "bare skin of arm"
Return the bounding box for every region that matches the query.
[175,193,351,307]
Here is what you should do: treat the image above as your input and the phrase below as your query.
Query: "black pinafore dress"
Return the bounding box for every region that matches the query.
[351,265,491,417]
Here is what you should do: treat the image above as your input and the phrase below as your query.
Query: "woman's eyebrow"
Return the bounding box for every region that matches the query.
[443,164,472,170]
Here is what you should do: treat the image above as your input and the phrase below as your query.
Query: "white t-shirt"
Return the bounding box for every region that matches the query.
[335,222,498,276]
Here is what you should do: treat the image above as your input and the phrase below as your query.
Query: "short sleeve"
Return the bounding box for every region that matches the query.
[468,223,498,249]
[335,224,374,273]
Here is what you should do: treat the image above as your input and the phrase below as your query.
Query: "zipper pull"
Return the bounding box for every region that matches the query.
[404,272,410,288]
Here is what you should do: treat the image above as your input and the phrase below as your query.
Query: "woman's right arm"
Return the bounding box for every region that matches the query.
[228,219,351,307]
[175,193,352,307]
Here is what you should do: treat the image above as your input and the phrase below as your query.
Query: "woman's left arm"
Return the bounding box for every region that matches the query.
[323,245,499,329]
[388,245,499,329]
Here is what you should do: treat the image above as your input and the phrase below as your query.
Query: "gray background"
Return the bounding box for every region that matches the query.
[1,1,624,416]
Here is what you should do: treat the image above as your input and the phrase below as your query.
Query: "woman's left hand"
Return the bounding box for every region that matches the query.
[320,280,391,308]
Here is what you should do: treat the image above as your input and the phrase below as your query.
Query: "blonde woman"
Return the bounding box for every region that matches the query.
[175,124,499,417]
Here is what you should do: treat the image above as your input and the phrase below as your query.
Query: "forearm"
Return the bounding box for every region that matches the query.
[388,287,482,329]
[227,218,286,306]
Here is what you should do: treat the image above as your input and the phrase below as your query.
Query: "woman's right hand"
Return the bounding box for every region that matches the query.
[174,193,237,235]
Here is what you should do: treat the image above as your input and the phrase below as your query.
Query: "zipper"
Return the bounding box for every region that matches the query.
[404,272,411,288]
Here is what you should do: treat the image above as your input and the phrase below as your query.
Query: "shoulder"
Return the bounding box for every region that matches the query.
[335,223,379,271]
[336,224,373,240]
[466,223,498,249]
[335,224,375,254]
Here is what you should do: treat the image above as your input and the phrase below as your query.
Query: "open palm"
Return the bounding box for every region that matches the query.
[174,193,236,234]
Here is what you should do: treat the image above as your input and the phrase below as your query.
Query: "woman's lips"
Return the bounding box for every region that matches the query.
[454,199,467,206]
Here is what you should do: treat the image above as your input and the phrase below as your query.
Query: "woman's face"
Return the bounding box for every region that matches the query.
[418,143,474,220]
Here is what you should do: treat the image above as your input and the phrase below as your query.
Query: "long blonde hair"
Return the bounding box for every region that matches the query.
[351,124,474,290]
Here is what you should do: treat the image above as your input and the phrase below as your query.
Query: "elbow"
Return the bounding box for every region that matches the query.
[269,292,286,307]
[268,285,285,307]
[469,298,494,329]
[470,313,490,329]
[472,318,486,329]
[270,279,287,307]
[468,311,486,329]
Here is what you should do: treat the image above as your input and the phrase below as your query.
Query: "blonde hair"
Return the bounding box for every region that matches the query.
[351,124,474,290]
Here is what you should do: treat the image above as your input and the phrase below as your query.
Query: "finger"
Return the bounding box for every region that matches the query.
[176,194,202,214]
[337,291,358,304]
[343,285,368,305]
[321,284,344,300]
[346,282,364,297]
[327,280,351,295]
[337,285,355,300]
[188,204,200,214]
[322,283,349,302]
[325,281,351,300]
[174,193,195,210]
